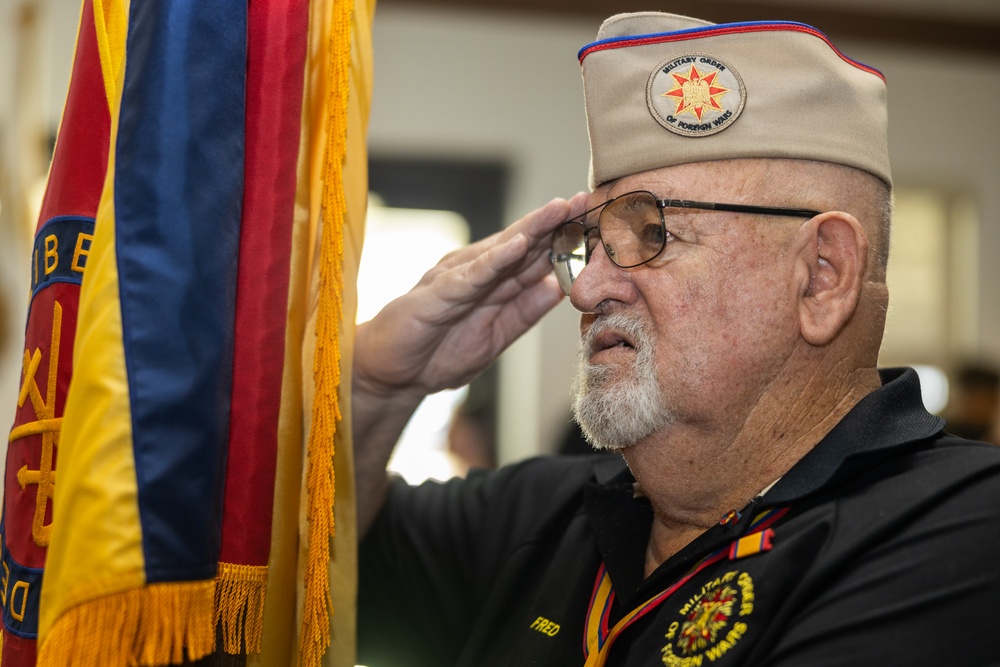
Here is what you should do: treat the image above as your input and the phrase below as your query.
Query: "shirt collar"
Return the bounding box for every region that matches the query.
[762,367,944,504]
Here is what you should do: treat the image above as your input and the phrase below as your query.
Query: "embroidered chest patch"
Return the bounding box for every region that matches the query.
[661,569,755,666]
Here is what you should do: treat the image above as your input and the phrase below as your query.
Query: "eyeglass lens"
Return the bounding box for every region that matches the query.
[551,191,666,295]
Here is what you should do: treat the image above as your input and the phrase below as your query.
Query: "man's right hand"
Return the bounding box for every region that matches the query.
[354,193,588,403]
[351,193,588,534]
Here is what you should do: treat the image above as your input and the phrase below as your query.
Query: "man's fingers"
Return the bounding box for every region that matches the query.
[451,230,555,304]
[432,193,588,273]
[431,195,588,313]
[513,193,589,248]
[501,273,564,333]
[476,193,591,288]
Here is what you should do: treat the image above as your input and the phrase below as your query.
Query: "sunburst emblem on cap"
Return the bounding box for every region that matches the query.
[647,53,746,138]
[664,65,729,122]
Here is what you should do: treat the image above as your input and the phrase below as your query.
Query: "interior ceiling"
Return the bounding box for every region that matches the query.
[379,0,1000,58]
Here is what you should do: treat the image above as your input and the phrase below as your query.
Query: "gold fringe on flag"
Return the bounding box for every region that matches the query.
[37,580,216,666]
[215,562,268,654]
[298,0,354,665]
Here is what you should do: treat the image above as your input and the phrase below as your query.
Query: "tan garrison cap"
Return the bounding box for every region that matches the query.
[579,12,891,188]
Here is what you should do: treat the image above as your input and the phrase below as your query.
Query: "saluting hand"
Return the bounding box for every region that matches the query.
[351,194,587,532]
[353,193,588,401]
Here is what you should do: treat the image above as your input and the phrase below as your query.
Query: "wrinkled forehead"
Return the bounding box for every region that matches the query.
[593,159,772,204]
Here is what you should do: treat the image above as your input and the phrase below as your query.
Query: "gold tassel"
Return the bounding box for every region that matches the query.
[215,562,268,654]
[37,580,216,666]
[298,0,354,664]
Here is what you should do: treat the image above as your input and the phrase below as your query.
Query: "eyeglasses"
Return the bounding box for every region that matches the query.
[549,190,821,295]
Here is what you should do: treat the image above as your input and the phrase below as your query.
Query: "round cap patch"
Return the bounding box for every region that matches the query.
[647,53,746,137]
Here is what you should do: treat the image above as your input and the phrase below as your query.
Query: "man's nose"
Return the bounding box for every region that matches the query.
[569,239,639,313]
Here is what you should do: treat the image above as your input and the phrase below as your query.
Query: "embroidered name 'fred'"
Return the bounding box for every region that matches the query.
[530,616,561,637]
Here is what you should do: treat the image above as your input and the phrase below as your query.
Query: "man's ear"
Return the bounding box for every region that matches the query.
[798,211,869,346]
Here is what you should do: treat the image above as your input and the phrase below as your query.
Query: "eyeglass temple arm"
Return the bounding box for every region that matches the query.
[661,199,822,219]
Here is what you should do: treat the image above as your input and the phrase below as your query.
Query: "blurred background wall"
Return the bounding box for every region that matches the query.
[2,0,999,475]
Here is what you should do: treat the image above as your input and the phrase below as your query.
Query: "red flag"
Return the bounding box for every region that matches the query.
[1,1,113,662]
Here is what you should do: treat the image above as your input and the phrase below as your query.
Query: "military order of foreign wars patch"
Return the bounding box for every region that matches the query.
[646,53,746,137]
[660,569,755,666]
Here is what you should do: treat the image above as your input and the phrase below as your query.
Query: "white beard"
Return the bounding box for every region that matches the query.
[571,312,674,451]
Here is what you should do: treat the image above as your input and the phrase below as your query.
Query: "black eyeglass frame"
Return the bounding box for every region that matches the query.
[549,190,822,293]
[559,190,822,266]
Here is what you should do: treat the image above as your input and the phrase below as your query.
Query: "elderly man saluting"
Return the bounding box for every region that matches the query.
[352,11,1000,667]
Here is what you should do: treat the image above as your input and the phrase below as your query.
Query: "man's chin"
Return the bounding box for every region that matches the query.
[586,435,636,453]
[573,381,673,452]
[574,391,650,451]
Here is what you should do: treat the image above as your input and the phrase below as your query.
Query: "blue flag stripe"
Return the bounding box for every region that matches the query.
[114,0,246,582]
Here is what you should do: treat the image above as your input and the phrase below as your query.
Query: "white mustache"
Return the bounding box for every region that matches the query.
[582,311,649,358]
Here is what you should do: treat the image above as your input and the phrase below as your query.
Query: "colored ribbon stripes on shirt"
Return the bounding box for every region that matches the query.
[582,507,789,667]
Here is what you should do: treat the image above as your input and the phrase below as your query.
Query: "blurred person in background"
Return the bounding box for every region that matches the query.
[945,361,1000,443]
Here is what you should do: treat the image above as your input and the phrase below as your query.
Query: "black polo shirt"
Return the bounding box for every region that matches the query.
[358,369,1000,666]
